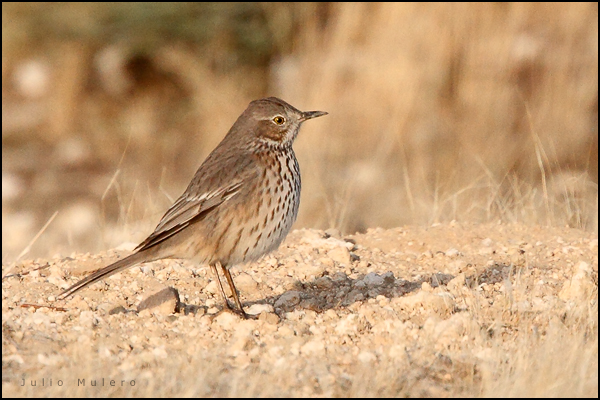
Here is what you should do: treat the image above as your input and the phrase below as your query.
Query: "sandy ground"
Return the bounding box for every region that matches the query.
[2,222,598,397]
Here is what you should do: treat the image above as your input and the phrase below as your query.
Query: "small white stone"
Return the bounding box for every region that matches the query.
[445,248,460,257]
[152,346,168,359]
[300,339,325,355]
[245,303,274,315]
[78,311,97,328]
[234,272,259,293]
[358,351,376,363]
[214,311,240,330]
[204,280,219,294]
[327,247,351,265]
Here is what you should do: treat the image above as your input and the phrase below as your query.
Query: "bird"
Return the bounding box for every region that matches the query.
[59,97,327,318]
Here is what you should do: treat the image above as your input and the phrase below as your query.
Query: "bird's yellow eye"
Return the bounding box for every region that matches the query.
[273,116,285,125]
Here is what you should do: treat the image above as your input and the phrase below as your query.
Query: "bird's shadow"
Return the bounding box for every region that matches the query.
[176,264,513,317]
[124,263,513,317]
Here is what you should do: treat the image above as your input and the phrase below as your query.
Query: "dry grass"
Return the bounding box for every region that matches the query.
[289,3,597,232]
[1,4,598,396]
[2,3,597,261]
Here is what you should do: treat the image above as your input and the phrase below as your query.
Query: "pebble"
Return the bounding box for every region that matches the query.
[327,247,351,265]
[214,311,241,330]
[246,303,274,315]
[363,272,384,286]
[358,351,377,363]
[137,287,180,315]
[274,291,302,309]
[233,272,259,293]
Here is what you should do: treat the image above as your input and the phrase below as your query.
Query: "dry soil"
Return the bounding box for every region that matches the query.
[2,222,598,397]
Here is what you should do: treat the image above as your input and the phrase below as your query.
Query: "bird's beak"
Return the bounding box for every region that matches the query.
[300,110,328,122]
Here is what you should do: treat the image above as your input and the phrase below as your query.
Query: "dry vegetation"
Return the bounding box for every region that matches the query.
[2,3,597,260]
[2,2,598,398]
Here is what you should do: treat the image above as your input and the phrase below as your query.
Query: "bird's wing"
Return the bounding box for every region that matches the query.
[134,180,243,252]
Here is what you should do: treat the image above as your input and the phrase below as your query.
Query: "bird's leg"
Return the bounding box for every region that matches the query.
[210,263,233,311]
[220,264,248,319]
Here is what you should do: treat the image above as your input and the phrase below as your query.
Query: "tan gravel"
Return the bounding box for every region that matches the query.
[2,223,597,397]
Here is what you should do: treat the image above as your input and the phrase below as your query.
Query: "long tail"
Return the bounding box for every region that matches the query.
[59,251,150,299]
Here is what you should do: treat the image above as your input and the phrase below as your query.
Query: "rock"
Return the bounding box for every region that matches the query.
[214,311,241,330]
[331,272,349,283]
[481,238,493,247]
[315,276,334,289]
[137,287,180,315]
[78,310,98,328]
[559,261,594,302]
[327,247,351,265]
[233,272,259,294]
[363,272,384,286]
[335,314,359,335]
[346,289,365,303]
[324,228,341,238]
[358,351,377,363]
[204,280,220,294]
[382,271,395,284]
[246,303,274,315]
[445,248,460,257]
[447,273,466,293]
[274,291,302,309]
[393,291,455,315]
[301,339,325,355]
[258,311,280,324]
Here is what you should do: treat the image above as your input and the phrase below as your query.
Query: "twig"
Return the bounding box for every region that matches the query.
[19,303,68,312]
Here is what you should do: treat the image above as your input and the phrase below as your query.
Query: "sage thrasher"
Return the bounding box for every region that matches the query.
[59,97,327,318]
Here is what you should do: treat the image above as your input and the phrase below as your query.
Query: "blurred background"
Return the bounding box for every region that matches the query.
[2,3,598,262]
